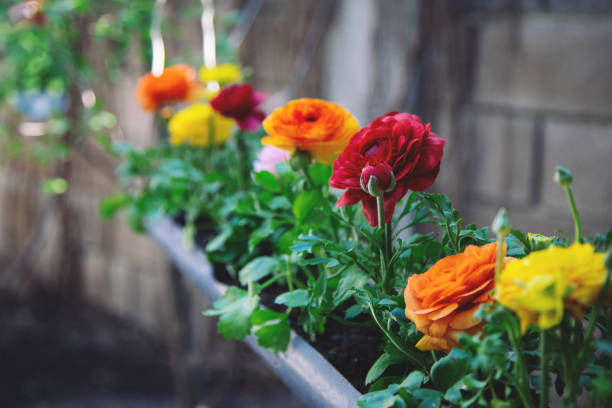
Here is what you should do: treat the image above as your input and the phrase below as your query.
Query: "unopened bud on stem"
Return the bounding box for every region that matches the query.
[360,163,396,198]
[492,208,511,236]
[554,166,573,187]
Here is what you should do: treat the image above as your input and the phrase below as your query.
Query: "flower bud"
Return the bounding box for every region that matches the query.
[527,233,554,251]
[360,163,396,197]
[554,166,573,187]
[290,149,312,171]
[491,208,511,236]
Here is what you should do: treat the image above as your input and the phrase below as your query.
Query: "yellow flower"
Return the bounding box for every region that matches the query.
[199,63,242,84]
[168,103,233,147]
[497,243,608,332]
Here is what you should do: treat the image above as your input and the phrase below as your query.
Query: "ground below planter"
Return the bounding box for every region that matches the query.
[0,288,304,408]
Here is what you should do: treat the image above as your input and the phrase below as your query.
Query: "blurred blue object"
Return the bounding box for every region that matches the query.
[16,91,68,121]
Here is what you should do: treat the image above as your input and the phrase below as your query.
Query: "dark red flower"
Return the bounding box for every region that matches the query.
[210,84,266,132]
[330,112,445,227]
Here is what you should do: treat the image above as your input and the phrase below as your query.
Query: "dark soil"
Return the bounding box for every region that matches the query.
[0,287,304,408]
[0,288,175,408]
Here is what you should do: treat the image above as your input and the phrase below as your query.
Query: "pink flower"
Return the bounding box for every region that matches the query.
[253,145,291,176]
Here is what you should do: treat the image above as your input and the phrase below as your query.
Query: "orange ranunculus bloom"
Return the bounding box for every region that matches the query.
[404,242,513,352]
[261,98,359,164]
[135,65,201,112]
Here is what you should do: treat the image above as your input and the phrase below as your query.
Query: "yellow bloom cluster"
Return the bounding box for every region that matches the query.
[497,243,608,332]
[199,63,242,84]
[168,103,234,147]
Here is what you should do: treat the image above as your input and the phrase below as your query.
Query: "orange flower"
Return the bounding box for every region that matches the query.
[261,98,359,164]
[135,65,201,112]
[404,243,512,352]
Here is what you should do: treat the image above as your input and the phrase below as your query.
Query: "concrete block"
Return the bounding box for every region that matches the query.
[475,15,612,115]
[542,121,612,217]
[468,113,534,204]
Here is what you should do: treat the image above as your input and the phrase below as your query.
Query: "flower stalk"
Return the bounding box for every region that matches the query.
[539,329,550,408]
[554,166,581,243]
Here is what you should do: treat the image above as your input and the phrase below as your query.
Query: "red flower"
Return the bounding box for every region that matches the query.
[210,84,266,132]
[330,112,445,227]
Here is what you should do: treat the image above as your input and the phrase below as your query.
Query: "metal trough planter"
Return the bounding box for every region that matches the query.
[147,217,362,408]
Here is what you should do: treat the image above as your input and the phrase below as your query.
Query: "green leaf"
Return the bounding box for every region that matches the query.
[275,289,309,307]
[293,190,323,222]
[345,304,366,319]
[251,309,286,325]
[253,317,291,352]
[413,389,442,408]
[99,192,129,219]
[357,385,404,408]
[248,223,275,252]
[399,371,426,391]
[307,163,333,186]
[254,170,281,192]
[203,287,259,341]
[333,268,369,306]
[268,196,292,210]
[366,353,404,385]
[42,177,68,195]
[430,348,470,392]
[239,256,279,286]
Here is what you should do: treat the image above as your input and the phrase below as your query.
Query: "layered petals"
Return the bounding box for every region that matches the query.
[330,112,445,227]
[210,83,266,132]
[497,243,609,332]
[404,242,511,352]
[262,99,360,164]
[135,65,201,112]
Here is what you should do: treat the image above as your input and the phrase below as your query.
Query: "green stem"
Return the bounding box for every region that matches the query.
[206,114,215,173]
[376,196,390,292]
[329,313,377,331]
[302,168,316,189]
[236,130,250,190]
[367,301,428,372]
[495,232,507,283]
[507,318,535,408]
[564,185,582,243]
[286,255,294,292]
[259,273,286,291]
[540,330,550,408]
[577,266,611,364]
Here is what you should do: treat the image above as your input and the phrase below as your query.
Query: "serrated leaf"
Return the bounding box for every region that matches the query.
[333,268,368,306]
[253,318,291,352]
[239,256,279,285]
[203,287,259,341]
[275,289,309,307]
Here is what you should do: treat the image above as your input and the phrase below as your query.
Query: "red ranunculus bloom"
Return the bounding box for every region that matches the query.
[210,83,266,132]
[330,112,445,227]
